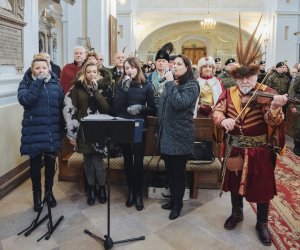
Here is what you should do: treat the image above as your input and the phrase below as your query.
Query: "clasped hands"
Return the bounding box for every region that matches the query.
[87,79,98,95]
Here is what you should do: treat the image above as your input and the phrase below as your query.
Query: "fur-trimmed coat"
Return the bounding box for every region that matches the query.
[63,78,110,154]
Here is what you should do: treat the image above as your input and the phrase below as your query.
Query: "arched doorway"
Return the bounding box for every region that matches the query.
[182,40,206,65]
[137,21,253,64]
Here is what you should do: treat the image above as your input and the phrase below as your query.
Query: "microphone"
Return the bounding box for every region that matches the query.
[159,69,174,83]
[159,76,167,83]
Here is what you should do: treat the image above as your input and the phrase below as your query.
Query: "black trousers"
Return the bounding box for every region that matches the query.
[162,154,188,204]
[121,132,146,194]
[29,152,56,192]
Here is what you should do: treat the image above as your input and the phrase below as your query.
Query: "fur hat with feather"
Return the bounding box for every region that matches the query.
[155,42,174,62]
[230,14,263,79]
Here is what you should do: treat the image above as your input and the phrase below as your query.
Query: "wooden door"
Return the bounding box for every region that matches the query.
[182,48,206,65]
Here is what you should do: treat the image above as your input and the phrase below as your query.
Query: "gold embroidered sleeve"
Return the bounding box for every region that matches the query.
[263,105,284,126]
[212,99,227,127]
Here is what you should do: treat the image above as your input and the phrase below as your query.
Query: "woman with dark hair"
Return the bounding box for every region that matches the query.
[156,54,199,220]
[114,57,156,211]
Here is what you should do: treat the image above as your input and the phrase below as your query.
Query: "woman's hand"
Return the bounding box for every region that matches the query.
[69,138,77,146]
[165,71,174,82]
[221,118,235,132]
[290,106,297,114]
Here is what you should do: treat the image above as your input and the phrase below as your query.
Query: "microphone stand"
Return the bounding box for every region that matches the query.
[84,138,145,250]
[18,192,64,241]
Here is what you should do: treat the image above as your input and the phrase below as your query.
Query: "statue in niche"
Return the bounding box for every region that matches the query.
[0,0,12,11]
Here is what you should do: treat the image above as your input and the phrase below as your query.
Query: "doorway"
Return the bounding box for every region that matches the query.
[182,48,206,65]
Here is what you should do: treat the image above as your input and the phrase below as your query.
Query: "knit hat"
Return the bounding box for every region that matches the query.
[198,56,216,68]
[276,62,284,68]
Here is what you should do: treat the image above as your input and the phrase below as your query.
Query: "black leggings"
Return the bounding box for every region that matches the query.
[162,154,188,203]
[121,132,146,194]
[29,152,56,192]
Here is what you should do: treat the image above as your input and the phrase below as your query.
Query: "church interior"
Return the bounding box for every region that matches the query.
[0,0,299,249]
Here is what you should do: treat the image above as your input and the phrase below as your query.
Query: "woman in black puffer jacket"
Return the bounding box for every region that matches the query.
[18,57,64,212]
[114,57,156,211]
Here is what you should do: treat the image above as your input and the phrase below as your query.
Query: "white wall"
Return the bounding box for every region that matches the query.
[0,104,27,177]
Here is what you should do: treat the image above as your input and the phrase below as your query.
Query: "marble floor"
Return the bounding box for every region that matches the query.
[1,135,294,250]
[0,178,278,250]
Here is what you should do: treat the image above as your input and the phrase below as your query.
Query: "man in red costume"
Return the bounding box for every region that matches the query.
[212,17,287,247]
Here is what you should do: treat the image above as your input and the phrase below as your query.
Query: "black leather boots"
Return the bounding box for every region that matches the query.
[98,185,107,204]
[87,186,95,206]
[224,207,244,230]
[126,189,135,207]
[256,203,271,246]
[224,193,244,230]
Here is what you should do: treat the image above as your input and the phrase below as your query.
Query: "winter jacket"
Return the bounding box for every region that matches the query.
[63,78,110,154]
[18,70,64,157]
[156,79,199,155]
[113,80,157,127]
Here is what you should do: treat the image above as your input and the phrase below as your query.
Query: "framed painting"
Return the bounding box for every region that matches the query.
[109,15,117,65]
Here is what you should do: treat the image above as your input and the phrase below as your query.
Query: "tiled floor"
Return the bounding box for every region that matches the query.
[1,135,293,250]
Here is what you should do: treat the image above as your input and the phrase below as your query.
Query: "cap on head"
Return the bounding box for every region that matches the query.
[215,57,221,63]
[225,58,235,66]
[276,62,285,68]
[259,61,266,65]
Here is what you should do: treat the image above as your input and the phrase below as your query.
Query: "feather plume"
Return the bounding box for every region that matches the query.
[159,42,174,55]
[236,14,263,66]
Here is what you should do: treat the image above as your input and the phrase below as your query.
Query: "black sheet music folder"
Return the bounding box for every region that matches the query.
[81,114,143,144]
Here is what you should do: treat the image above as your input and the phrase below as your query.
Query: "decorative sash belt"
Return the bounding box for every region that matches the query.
[227,134,267,148]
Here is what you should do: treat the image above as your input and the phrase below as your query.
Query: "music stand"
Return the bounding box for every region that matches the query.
[18,192,64,241]
[81,115,145,250]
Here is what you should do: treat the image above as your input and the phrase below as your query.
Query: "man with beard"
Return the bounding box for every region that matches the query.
[212,16,287,247]
[194,56,224,117]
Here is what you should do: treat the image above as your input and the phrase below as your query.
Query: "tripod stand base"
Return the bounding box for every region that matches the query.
[84,229,145,250]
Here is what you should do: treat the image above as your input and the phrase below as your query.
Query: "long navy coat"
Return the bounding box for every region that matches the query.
[157,79,199,155]
[18,70,64,157]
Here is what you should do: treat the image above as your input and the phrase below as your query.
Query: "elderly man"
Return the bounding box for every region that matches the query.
[218,58,237,89]
[60,46,86,94]
[147,45,172,108]
[194,56,224,117]
[212,22,287,246]
[110,52,126,84]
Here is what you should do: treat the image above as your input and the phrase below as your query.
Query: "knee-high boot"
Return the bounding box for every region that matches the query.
[169,171,185,220]
[224,192,244,230]
[256,203,271,246]
[30,155,42,212]
[44,153,57,208]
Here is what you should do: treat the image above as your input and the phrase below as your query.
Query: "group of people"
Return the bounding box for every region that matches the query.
[17,24,297,245]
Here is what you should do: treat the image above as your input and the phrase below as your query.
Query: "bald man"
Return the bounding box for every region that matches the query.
[110,52,126,84]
